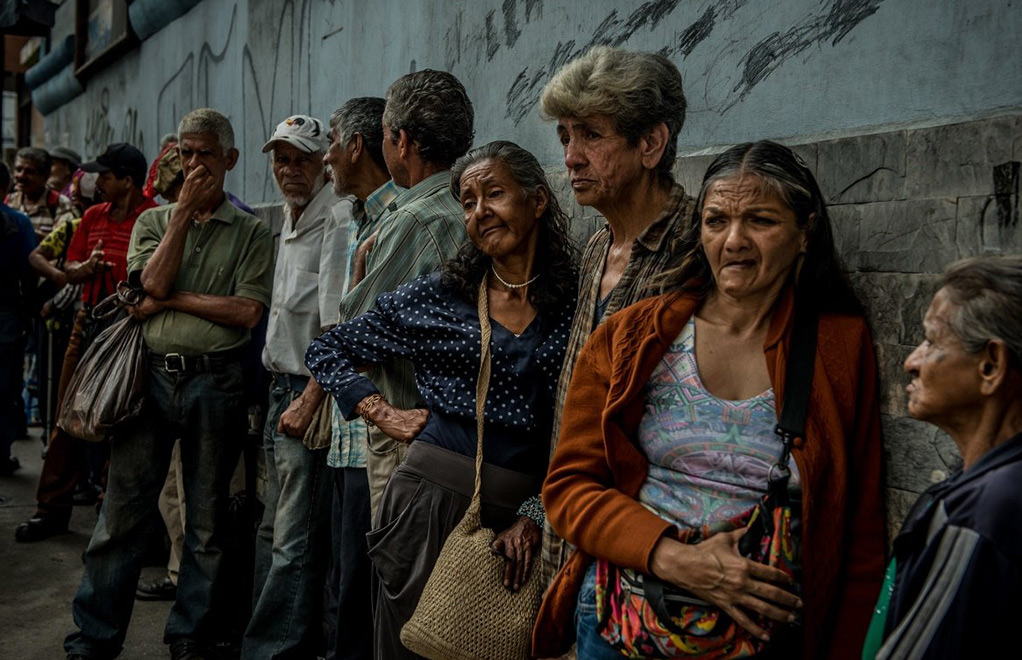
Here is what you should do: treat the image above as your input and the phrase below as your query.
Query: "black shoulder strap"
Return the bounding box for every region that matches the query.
[775,299,819,458]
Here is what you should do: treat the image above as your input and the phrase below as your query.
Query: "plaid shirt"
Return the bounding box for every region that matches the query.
[540,183,695,584]
[328,180,402,469]
[337,171,467,410]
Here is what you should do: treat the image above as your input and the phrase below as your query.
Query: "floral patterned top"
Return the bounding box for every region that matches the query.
[638,319,801,531]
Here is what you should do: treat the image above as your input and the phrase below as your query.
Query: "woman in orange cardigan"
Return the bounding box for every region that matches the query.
[534,141,885,659]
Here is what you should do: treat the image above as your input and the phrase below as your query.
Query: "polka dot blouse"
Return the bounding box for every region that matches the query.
[305,272,575,474]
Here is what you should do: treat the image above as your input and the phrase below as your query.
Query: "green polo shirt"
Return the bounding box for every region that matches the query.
[127,196,273,356]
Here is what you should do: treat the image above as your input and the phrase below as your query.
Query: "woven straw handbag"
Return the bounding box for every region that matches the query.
[400,276,543,660]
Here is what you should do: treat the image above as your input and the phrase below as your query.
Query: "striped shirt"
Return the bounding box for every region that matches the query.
[337,170,467,410]
[540,182,695,583]
[329,179,402,470]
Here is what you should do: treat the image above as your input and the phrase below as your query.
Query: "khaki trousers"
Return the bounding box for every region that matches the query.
[365,425,407,524]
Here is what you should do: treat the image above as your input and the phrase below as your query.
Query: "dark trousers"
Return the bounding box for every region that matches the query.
[0,338,24,461]
[326,466,373,660]
[35,308,93,520]
[65,360,245,658]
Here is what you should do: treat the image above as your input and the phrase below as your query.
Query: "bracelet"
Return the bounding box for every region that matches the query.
[707,552,726,590]
[356,393,384,427]
[516,495,545,526]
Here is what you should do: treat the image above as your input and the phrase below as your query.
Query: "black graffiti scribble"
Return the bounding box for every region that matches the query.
[505,0,885,125]
[673,5,715,57]
[485,10,501,60]
[445,0,544,69]
[727,0,884,110]
[660,0,750,58]
[505,0,682,125]
[502,0,522,48]
[993,161,1020,229]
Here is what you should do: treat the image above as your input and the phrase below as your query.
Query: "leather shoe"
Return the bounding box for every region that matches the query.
[136,575,177,601]
[14,513,69,542]
[170,638,207,660]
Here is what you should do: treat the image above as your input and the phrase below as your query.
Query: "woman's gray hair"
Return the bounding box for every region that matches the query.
[941,255,1022,367]
[382,70,474,168]
[444,140,578,316]
[540,45,686,188]
[177,108,234,152]
[330,97,388,173]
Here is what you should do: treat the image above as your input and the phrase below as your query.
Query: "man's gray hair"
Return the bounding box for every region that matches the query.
[541,45,686,188]
[177,109,234,152]
[382,70,474,168]
[942,255,1022,368]
[15,146,51,173]
[330,97,388,173]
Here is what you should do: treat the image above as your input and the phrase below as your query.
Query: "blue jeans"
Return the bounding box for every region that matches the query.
[243,373,332,659]
[65,360,245,658]
[575,562,628,660]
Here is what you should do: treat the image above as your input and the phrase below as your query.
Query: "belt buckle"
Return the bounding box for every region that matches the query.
[164,353,186,373]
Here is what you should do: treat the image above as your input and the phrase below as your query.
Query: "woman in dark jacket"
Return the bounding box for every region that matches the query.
[864,255,1022,659]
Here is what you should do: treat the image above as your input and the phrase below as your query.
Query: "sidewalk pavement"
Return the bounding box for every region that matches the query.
[0,431,172,659]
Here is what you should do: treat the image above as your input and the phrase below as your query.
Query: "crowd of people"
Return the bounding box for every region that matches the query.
[0,44,1019,660]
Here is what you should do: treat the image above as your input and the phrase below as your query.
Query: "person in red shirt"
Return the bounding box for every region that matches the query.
[15,143,156,543]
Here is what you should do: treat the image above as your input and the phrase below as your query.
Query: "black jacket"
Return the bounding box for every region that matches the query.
[877,432,1022,659]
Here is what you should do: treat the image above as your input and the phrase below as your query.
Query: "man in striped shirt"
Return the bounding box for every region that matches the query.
[321,96,399,660]
[337,70,474,520]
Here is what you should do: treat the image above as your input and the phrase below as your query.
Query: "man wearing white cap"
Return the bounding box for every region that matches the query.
[243,114,353,659]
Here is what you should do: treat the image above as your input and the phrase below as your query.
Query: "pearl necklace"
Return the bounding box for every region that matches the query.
[490,264,539,289]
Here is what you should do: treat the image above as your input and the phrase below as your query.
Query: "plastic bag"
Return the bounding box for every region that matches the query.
[57,285,147,442]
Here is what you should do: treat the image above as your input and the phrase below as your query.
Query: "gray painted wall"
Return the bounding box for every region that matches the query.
[43,0,1022,205]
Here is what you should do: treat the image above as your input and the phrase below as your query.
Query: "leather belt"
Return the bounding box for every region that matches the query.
[150,350,242,373]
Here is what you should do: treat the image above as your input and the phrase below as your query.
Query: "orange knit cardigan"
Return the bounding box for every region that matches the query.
[533,288,885,659]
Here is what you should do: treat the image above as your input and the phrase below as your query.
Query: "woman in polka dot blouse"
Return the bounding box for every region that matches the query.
[306,141,578,656]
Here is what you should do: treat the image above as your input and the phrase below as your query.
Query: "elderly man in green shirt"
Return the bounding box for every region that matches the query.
[336,69,474,519]
[64,108,273,660]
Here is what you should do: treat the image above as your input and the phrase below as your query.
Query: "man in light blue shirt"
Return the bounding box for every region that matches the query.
[320,97,399,660]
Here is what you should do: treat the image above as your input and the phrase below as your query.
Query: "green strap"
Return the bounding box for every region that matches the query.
[861,557,898,659]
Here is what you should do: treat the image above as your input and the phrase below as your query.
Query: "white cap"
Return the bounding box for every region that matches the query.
[261,115,328,153]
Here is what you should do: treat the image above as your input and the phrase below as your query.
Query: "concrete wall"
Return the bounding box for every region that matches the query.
[43,0,1022,203]
[41,0,1022,534]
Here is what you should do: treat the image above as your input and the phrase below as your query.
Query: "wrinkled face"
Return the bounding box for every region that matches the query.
[380,118,408,188]
[556,114,644,211]
[324,126,354,197]
[904,288,984,429]
[13,157,48,199]
[458,158,544,261]
[178,132,237,191]
[95,171,132,204]
[272,142,324,208]
[700,174,807,302]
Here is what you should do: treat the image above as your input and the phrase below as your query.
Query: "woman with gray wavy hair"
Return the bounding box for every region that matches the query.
[538,43,698,587]
[864,255,1022,659]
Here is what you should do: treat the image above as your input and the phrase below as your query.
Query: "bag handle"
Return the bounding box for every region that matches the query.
[470,275,493,505]
[91,281,145,321]
[770,298,819,486]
